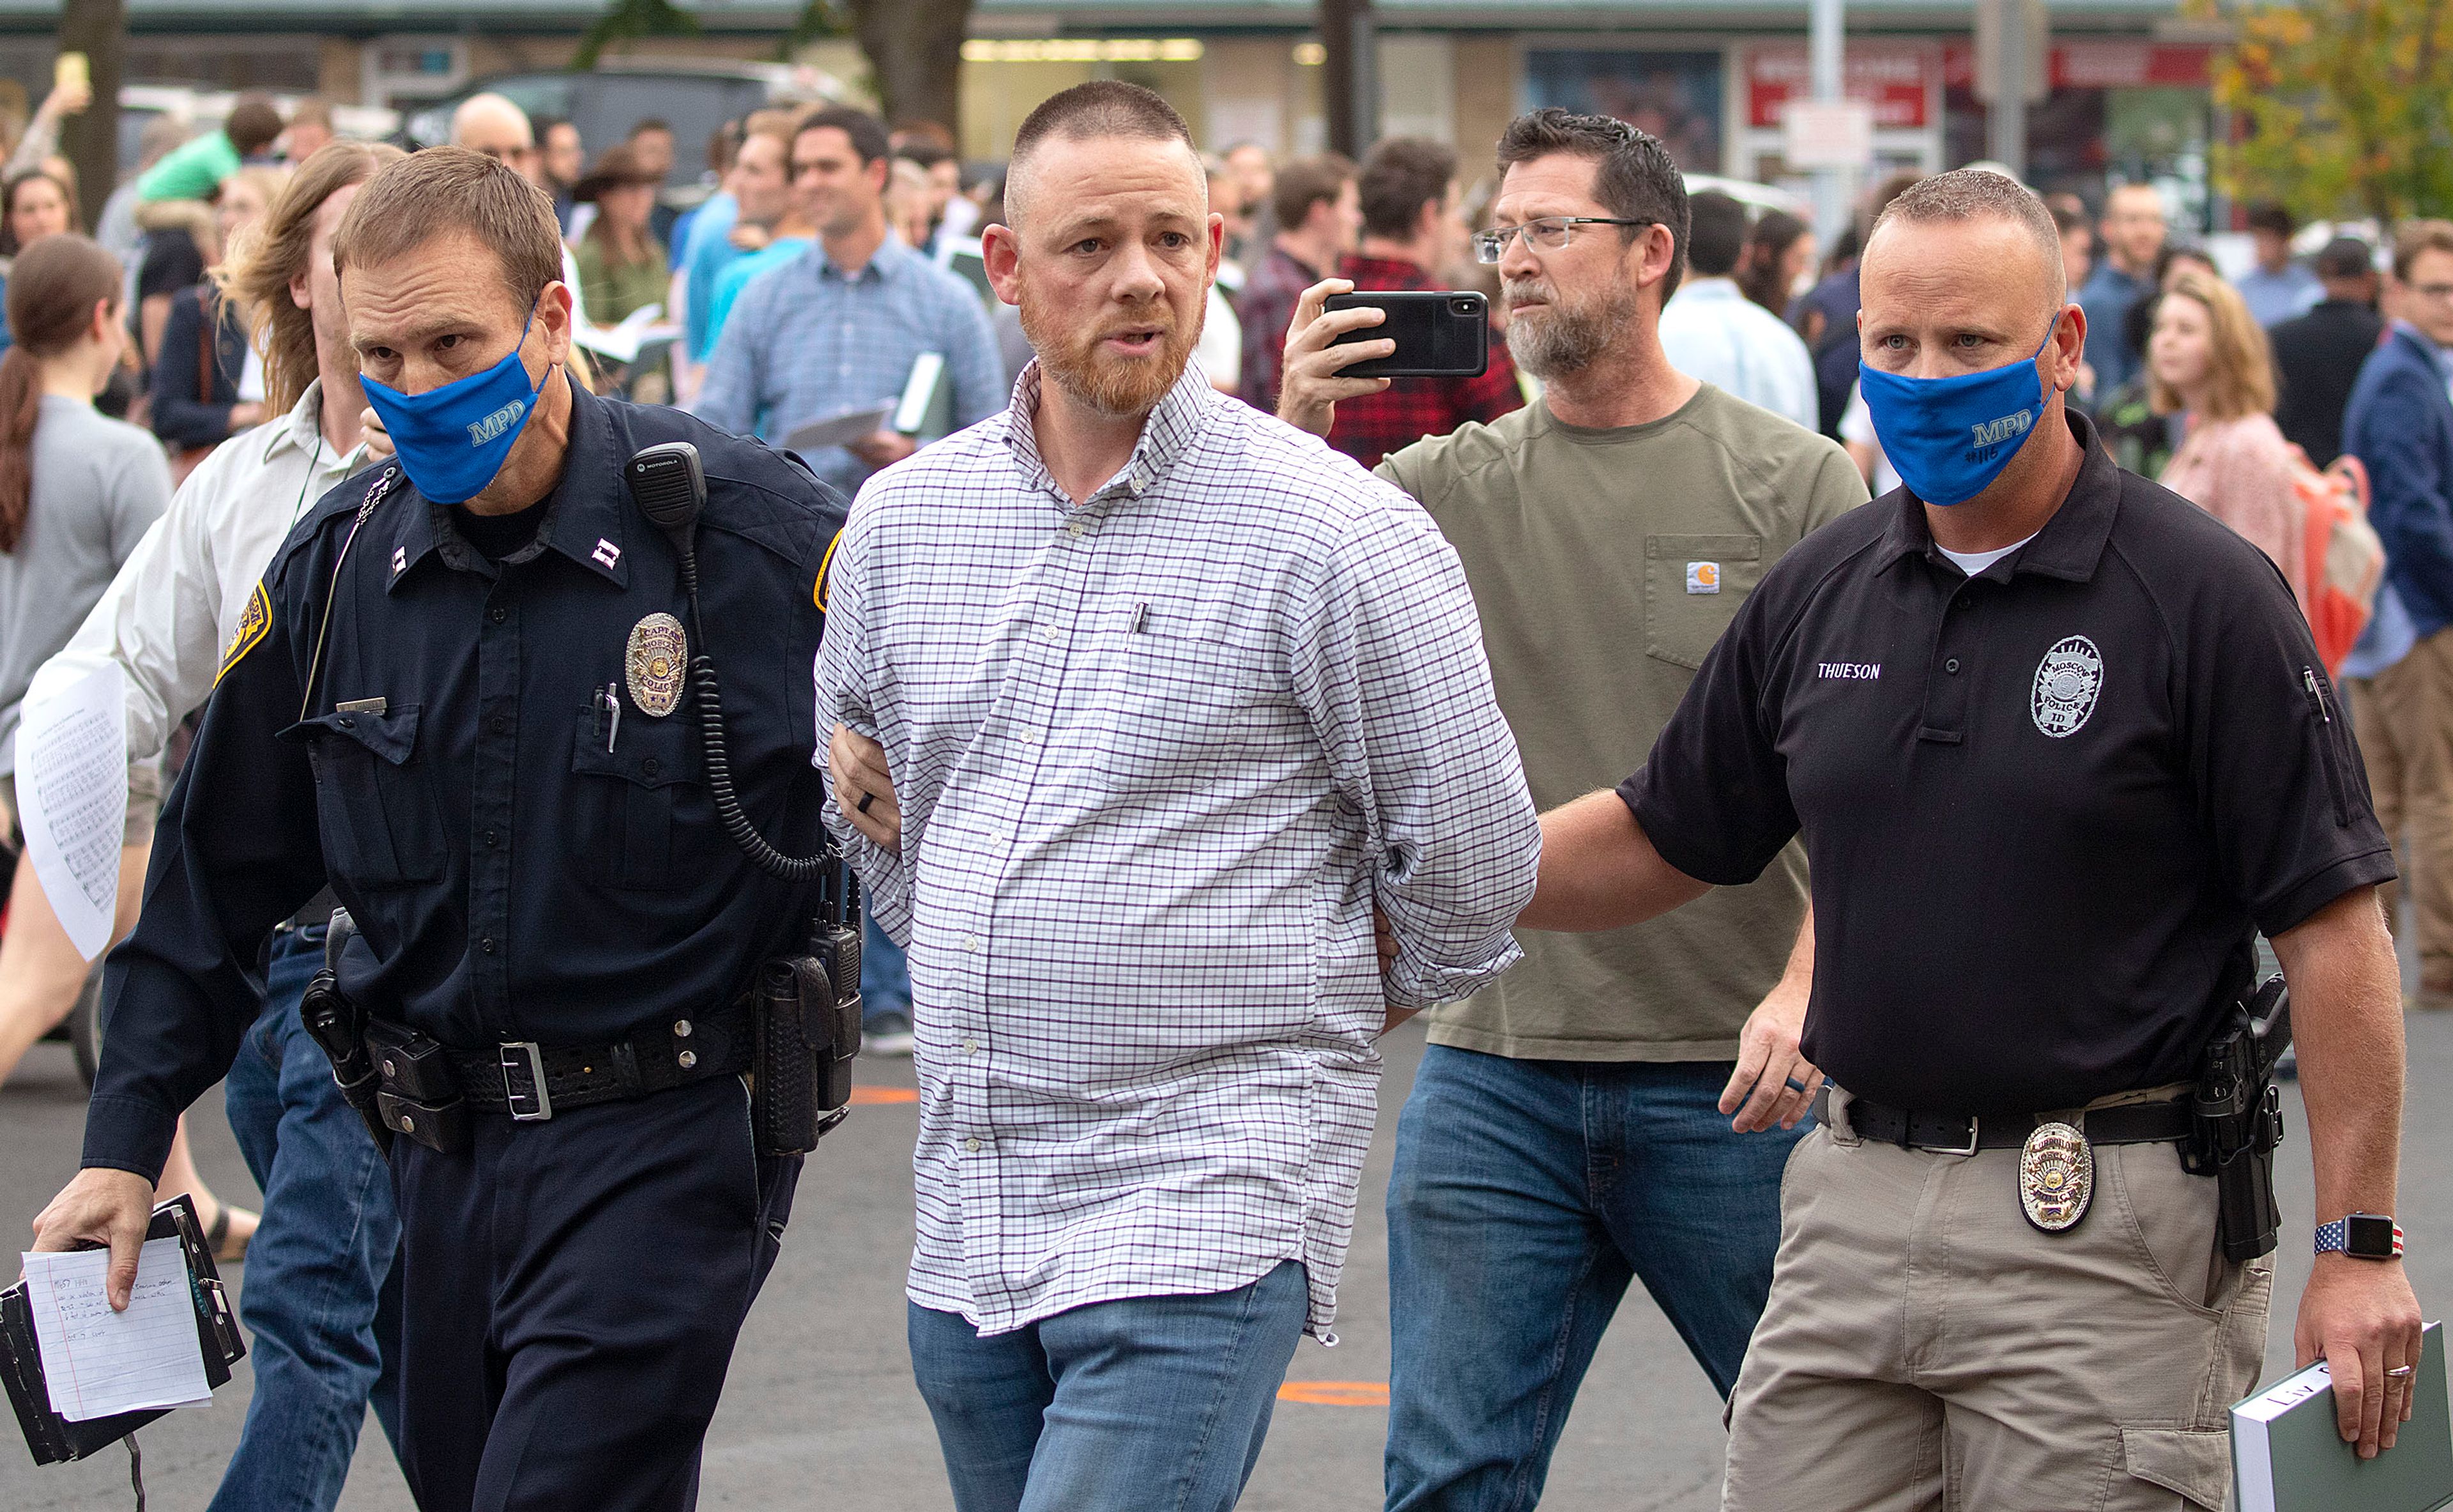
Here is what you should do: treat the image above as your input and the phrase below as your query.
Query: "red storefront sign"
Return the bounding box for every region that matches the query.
[1746,45,1936,131]
[1940,41,2213,91]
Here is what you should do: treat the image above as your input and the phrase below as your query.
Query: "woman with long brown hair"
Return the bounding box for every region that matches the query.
[0,238,253,1253]
[2151,267,2309,612]
[0,167,81,357]
[0,249,160,1064]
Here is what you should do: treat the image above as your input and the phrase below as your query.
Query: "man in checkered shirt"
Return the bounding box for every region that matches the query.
[814,82,1540,1512]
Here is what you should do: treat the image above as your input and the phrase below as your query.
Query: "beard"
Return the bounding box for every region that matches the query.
[1020,287,1204,416]
[1505,276,1641,379]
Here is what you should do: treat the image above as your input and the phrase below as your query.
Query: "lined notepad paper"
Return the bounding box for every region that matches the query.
[19,1240,211,1422]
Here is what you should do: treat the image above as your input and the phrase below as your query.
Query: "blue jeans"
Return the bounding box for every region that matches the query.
[909,1261,1310,1512]
[1384,1048,1803,1512]
[214,926,405,1512]
[862,913,910,1027]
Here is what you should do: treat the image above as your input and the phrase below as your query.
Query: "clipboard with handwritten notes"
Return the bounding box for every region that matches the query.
[3,1194,245,1465]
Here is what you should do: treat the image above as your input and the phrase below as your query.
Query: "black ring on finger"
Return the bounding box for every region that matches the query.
[857,791,876,815]
[1785,1077,1808,1094]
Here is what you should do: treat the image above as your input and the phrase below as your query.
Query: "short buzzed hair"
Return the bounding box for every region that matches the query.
[1872,167,2065,309]
[1007,82,1197,226]
[333,146,564,312]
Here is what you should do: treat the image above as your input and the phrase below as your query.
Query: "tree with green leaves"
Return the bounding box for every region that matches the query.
[576,0,699,72]
[2193,0,2453,222]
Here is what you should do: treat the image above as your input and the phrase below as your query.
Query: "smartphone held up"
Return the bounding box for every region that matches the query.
[1324,291,1490,379]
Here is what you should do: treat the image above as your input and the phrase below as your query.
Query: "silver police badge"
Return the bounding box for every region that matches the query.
[625,613,687,718]
[2030,634,2102,738]
[2019,1120,2094,1233]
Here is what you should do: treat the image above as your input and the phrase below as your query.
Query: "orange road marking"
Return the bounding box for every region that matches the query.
[850,1086,919,1104]
[1276,1380,1389,1406]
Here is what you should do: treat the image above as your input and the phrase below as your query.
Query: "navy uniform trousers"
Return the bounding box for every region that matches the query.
[391,1075,801,1512]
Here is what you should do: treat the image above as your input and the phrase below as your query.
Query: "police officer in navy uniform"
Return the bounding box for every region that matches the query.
[1522,169,2422,1511]
[32,148,845,1512]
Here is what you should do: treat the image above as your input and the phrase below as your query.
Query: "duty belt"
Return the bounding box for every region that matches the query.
[438,1002,752,1120]
[1830,1087,2194,1155]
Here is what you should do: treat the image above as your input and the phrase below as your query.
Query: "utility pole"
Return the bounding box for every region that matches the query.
[58,0,124,231]
[1808,0,1848,252]
[1982,0,2021,174]
[1319,0,1375,159]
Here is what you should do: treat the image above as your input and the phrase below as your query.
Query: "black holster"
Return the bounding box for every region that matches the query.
[749,863,862,1157]
[2184,975,2291,1262]
[296,910,392,1157]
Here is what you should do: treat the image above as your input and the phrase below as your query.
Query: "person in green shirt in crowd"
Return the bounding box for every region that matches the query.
[137,95,285,204]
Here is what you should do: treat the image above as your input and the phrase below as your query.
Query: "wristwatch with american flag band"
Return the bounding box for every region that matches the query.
[2315,1212,2404,1260]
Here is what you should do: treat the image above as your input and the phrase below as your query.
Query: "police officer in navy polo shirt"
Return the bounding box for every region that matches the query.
[1522,169,2422,1511]
[32,149,845,1511]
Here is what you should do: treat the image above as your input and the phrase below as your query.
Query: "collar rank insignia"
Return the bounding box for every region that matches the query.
[625,613,687,718]
[593,538,621,570]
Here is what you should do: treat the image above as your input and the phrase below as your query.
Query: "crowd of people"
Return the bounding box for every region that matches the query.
[0,62,2436,1512]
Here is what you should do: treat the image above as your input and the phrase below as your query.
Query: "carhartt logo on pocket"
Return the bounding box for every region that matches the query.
[1686,561,1720,594]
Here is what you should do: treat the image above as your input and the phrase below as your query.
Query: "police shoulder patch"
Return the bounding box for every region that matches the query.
[217,581,272,685]
[814,531,841,612]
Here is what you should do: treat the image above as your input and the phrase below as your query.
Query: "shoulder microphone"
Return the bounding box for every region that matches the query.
[625,441,829,882]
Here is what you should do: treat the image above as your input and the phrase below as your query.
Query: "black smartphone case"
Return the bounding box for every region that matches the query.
[1325,291,1492,378]
[3,1195,245,1465]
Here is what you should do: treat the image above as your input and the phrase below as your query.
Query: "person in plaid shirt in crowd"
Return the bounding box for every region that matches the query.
[1326,137,1522,468]
[1234,153,1360,413]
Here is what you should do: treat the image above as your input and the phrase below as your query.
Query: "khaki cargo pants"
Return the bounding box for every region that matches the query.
[1722,1087,2272,1512]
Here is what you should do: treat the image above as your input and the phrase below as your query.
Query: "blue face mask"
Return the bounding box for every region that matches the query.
[361,305,551,505]
[1858,320,2059,507]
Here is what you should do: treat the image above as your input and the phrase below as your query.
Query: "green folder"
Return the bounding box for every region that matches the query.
[2233,1320,2453,1512]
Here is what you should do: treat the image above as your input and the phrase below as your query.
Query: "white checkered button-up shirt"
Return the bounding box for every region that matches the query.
[815,361,1540,1338]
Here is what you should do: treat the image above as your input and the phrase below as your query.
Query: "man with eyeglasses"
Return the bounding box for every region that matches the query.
[2343,218,2453,1011]
[1277,107,1865,1511]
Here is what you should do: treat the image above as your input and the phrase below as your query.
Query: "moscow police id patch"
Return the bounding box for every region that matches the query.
[2019,1121,2093,1232]
[625,613,687,717]
[217,581,271,685]
[2030,635,2102,738]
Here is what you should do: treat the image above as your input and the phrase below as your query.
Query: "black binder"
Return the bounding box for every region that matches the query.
[2,1194,245,1465]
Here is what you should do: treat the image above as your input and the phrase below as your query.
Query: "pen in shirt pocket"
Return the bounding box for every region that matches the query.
[1131,602,1149,634]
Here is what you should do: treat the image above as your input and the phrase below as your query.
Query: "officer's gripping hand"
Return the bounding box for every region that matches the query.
[829,723,901,858]
[1276,279,1393,439]
[2298,1253,2424,1458]
[29,1168,157,1311]
[1720,972,1821,1134]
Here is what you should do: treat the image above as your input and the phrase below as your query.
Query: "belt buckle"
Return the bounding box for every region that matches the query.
[1937,1115,1979,1157]
[500,1041,553,1121]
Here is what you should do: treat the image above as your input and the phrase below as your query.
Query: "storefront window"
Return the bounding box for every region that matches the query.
[1522,49,1723,173]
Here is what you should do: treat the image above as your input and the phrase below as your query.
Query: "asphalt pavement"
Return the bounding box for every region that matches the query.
[4,1006,2451,1511]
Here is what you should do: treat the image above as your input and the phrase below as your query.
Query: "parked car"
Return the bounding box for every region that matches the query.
[118,84,399,176]
[402,60,846,193]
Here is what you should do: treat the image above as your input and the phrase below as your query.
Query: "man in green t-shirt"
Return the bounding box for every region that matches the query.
[137,95,286,204]
[1280,108,1866,1510]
